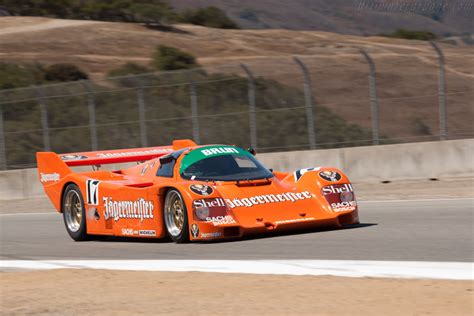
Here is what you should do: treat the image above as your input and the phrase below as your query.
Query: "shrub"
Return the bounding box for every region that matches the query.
[0,63,45,89]
[152,45,198,71]
[107,63,151,77]
[126,2,177,25]
[44,63,88,82]
[380,29,437,41]
[2,0,178,24]
[180,6,239,29]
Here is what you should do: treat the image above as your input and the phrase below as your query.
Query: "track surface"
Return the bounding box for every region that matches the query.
[1,199,473,262]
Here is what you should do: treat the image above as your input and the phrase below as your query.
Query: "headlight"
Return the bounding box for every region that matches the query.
[340,191,354,202]
[193,198,228,221]
[195,206,210,220]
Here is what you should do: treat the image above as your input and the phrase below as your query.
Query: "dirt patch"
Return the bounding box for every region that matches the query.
[0,269,472,315]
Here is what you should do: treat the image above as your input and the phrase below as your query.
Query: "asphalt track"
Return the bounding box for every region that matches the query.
[1,199,473,262]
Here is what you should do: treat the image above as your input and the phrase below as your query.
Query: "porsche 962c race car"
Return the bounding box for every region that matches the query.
[37,139,359,242]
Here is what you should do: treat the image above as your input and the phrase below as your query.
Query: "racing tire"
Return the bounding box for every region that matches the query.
[62,183,88,241]
[163,189,190,243]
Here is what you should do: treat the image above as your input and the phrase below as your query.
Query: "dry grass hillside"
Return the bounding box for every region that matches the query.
[0,16,472,140]
[170,0,473,35]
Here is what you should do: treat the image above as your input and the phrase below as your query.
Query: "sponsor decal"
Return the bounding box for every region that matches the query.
[193,198,226,221]
[321,183,357,213]
[225,191,312,209]
[191,223,199,238]
[121,228,134,236]
[86,180,100,206]
[190,184,213,196]
[201,147,239,156]
[322,183,353,195]
[319,170,342,182]
[40,172,60,183]
[331,201,357,212]
[60,154,88,161]
[275,217,316,225]
[139,230,156,237]
[206,215,236,226]
[201,232,222,238]
[294,167,319,182]
[96,148,171,158]
[103,197,154,222]
[193,198,226,208]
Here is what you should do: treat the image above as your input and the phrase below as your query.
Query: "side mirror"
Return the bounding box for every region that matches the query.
[247,147,256,156]
[159,155,174,165]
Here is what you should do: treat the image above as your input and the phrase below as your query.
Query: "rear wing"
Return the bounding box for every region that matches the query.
[36,139,196,181]
[42,139,196,167]
[58,146,173,167]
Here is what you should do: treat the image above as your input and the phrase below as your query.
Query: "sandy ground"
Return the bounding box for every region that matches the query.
[1,178,472,214]
[0,269,472,315]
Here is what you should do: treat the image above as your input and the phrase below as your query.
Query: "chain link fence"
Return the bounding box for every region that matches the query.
[1,43,473,170]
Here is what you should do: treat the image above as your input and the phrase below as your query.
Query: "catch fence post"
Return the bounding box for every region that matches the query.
[293,57,316,150]
[190,81,200,144]
[0,105,6,170]
[360,49,380,145]
[135,77,148,147]
[240,64,258,149]
[34,85,51,152]
[430,41,447,140]
[81,80,98,151]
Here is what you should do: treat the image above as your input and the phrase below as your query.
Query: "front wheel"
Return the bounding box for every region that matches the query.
[163,189,189,243]
[62,183,88,241]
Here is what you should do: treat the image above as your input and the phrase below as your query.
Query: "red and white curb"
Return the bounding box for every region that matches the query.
[1,260,472,280]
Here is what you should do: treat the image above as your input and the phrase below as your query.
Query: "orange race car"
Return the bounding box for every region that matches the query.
[37,139,359,243]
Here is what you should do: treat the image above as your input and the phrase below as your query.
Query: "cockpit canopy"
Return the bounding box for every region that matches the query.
[180,145,273,181]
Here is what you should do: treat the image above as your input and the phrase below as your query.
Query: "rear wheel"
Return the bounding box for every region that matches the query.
[62,184,88,241]
[164,189,189,243]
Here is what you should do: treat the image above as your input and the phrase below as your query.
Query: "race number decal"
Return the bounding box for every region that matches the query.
[294,167,318,182]
[86,180,100,205]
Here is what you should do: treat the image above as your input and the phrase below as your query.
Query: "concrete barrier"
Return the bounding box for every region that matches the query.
[0,139,472,200]
[257,139,474,182]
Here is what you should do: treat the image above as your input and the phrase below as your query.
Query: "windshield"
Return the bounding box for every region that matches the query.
[180,145,273,181]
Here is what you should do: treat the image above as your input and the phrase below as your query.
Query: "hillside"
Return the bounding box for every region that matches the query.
[0,17,473,150]
[170,0,473,35]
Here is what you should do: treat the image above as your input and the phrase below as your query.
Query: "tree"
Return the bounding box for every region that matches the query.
[180,6,239,29]
[152,45,198,71]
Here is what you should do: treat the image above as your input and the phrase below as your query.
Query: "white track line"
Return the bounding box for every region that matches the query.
[1,260,472,280]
